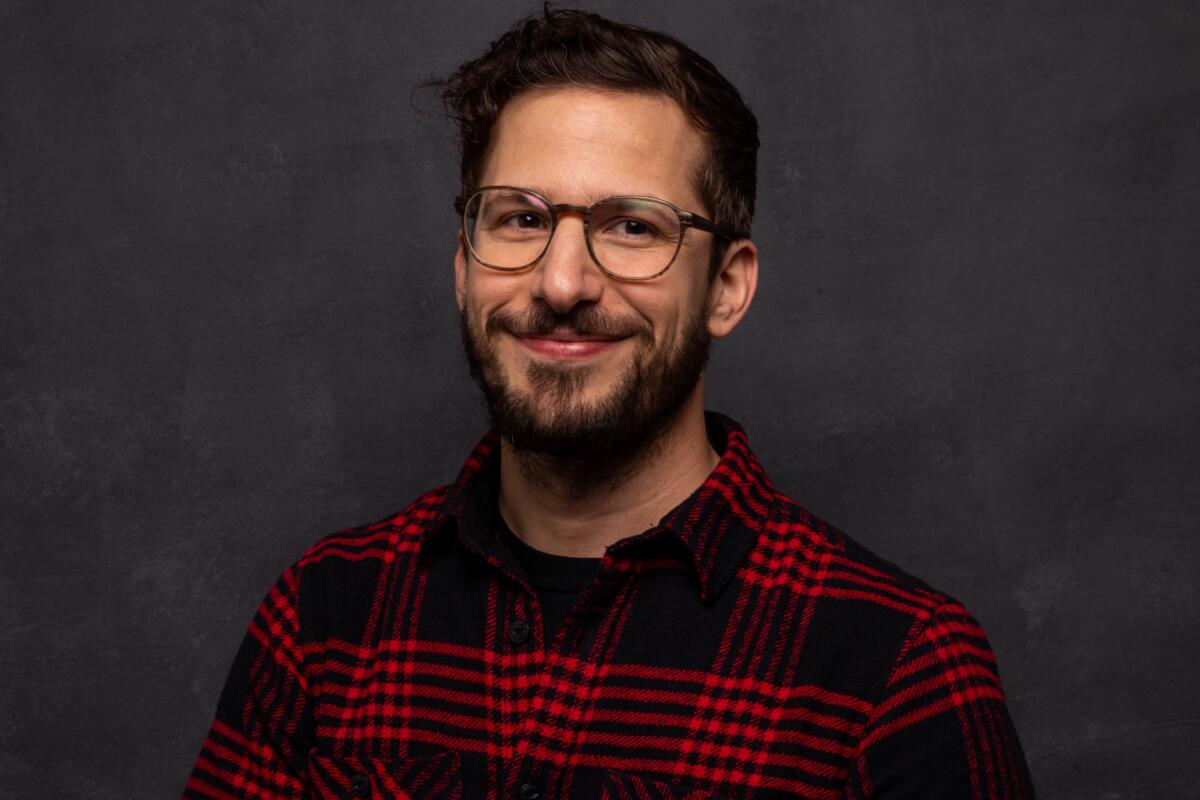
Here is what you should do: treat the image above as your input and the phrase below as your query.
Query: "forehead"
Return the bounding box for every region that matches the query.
[478,87,706,208]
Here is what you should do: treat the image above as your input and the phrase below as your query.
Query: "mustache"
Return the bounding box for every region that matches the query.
[486,304,649,339]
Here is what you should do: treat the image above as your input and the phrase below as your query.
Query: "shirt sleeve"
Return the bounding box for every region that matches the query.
[182,564,314,799]
[847,601,1036,799]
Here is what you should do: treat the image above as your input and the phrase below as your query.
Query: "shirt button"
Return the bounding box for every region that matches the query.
[519,783,541,800]
[350,772,371,797]
[508,619,531,644]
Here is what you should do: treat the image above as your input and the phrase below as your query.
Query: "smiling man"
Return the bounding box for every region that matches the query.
[184,9,1033,799]
[455,86,751,559]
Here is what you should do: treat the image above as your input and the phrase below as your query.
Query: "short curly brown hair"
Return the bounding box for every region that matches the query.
[437,6,759,251]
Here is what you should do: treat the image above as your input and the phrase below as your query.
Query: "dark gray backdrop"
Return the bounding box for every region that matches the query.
[2,1,1197,798]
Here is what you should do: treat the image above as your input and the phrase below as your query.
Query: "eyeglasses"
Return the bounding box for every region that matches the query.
[455,185,736,281]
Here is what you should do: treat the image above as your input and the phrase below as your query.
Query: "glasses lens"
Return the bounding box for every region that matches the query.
[464,188,552,270]
[588,197,683,279]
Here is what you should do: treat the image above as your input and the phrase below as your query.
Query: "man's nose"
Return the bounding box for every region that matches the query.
[528,217,605,313]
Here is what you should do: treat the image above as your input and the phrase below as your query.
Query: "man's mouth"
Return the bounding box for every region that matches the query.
[511,331,631,359]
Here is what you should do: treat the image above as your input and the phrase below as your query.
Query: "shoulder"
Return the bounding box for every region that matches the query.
[765,491,952,618]
[287,484,455,638]
[754,503,1031,789]
[297,484,452,568]
[758,491,995,695]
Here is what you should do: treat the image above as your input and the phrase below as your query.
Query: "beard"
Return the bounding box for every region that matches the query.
[460,299,710,462]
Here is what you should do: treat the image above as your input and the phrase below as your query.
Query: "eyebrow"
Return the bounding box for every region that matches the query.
[488,187,541,202]
[515,185,674,205]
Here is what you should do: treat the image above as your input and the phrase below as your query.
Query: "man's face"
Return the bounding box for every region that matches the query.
[455,87,718,459]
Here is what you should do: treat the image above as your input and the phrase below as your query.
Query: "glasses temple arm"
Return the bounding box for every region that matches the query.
[682,212,738,241]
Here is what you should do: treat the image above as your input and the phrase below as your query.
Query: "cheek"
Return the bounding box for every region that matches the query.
[465,273,521,323]
[621,275,707,346]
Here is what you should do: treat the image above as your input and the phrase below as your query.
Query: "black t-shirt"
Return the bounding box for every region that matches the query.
[498,516,602,641]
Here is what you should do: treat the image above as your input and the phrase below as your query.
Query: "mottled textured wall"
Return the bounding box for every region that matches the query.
[2,1,1197,797]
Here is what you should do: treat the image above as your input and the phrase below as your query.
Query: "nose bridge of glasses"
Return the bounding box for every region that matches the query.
[539,203,593,268]
[540,201,590,249]
[548,201,592,228]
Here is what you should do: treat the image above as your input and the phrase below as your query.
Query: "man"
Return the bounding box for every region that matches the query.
[184,8,1033,799]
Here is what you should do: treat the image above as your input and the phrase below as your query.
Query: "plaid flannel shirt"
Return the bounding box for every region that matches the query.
[184,413,1034,799]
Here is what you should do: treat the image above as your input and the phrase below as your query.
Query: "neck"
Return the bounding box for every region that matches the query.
[497,383,719,557]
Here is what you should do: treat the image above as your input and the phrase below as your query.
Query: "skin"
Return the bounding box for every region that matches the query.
[455,87,759,557]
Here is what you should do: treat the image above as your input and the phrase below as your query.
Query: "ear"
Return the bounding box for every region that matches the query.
[454,235,469,313]
[707,239,758,339]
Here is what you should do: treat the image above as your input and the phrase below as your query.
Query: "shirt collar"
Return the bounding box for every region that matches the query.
[426,412,776,603]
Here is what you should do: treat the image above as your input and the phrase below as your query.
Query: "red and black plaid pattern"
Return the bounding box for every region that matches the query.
[184,413,1033,799]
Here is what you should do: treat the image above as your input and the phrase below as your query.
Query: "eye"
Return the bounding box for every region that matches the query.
[496,209,549,231]
[591,198,680,247]
[613,219,651,237]
[501,212,546,230]
[603,217,663,241]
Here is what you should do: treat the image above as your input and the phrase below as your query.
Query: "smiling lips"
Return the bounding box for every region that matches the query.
[513,332,630,359]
